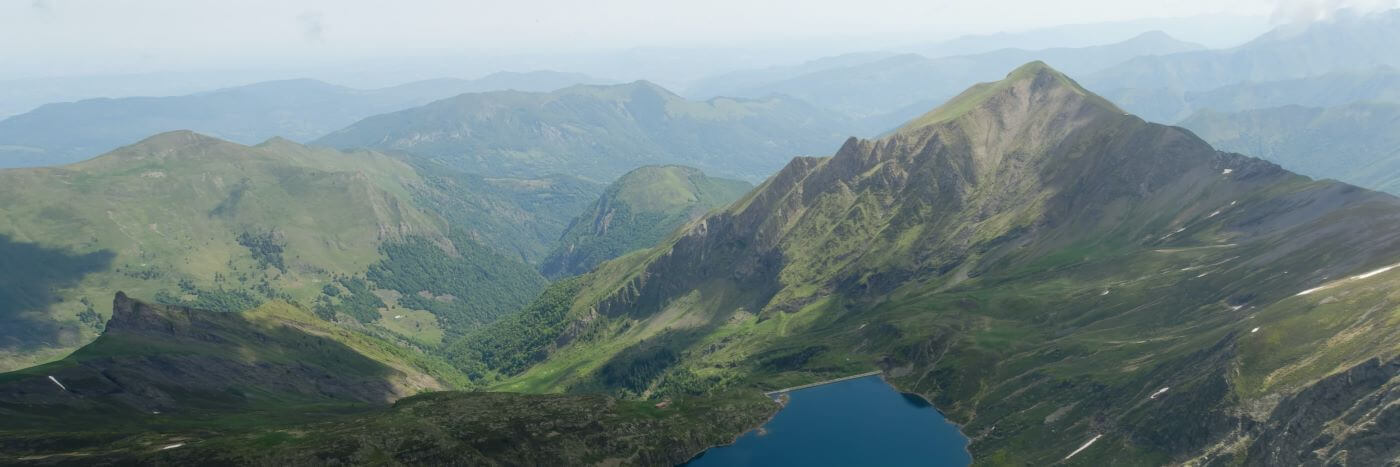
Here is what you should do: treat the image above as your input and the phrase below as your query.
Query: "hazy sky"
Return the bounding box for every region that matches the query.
[3,0,1398,79]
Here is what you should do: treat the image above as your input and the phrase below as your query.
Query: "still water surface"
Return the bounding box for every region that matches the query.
[685,375,972,466]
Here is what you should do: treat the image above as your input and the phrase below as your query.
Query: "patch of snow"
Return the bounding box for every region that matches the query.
[1207,209,1222,218]
[1251,327,1260,333]
[1149,387,1170,399]
[1222,169,1234,175]
[394,315,404,319]
[1196,272,1210,278]
[1296,262,1400,296]
[1101,290,1111,296]
[161,443,185,451]
[1064,434,1104,460]
[1296,285,1333,296]
[1353,264,1400,280]
[47,376,68,392]
[1229,305,1244,311]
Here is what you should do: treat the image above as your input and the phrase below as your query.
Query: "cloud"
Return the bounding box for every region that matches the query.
[1269,0,1400,24]
[297,11,325,43]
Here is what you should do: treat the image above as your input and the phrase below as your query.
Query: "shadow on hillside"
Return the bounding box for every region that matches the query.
[0,234,115,350]
[0,296,408,431]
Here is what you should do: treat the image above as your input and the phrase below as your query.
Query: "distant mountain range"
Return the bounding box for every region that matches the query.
[684,52,898,101]
[1116,66,1400,122]
[1089,9,1400,121]
[315,81,854,182]
[692,31,1203,130]
[0,71,606,169]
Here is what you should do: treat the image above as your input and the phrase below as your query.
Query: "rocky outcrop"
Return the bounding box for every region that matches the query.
[1243,358,1400,466]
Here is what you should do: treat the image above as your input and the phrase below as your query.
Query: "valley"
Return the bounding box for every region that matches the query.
[5,6,1400,466]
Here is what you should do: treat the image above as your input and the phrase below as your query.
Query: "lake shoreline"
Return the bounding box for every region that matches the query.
[679,392,784,466]
[685,371,973,466]
[878,372,977,464]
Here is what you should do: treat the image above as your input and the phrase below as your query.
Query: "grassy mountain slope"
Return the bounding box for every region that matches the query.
[726,31,1201,123]
[0,294,774,465]
[1180,101,1400,194]
[0,132,596,371]
[0,293,465,415]
[313,81,853,182]
[541,165,752,278]
[0,71,604,169]
[468,63,1400,465]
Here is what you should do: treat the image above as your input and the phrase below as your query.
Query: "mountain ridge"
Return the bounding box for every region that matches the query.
[717,31,1201,125]
[0,71,606,169]
[1088,9,1400,120]
[480,62,1400,464]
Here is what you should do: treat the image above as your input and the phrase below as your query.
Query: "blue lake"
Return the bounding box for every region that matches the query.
[685,375,972,466]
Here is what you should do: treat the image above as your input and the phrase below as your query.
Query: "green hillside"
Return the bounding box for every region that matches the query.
[313,81,853,182]
[0,294,773,465]
[0,131,598,371]
[463,63,1400,465]
[1180,101,1400,195]
[541,165,751,278]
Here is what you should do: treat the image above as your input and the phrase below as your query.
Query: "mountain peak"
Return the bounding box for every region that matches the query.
[896,61,1121,133]
[115,130,236,155]
[70,130,247,168]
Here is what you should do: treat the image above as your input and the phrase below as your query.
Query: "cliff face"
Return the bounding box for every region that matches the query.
[1236,358,1400,466]
[0,293,440,415]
